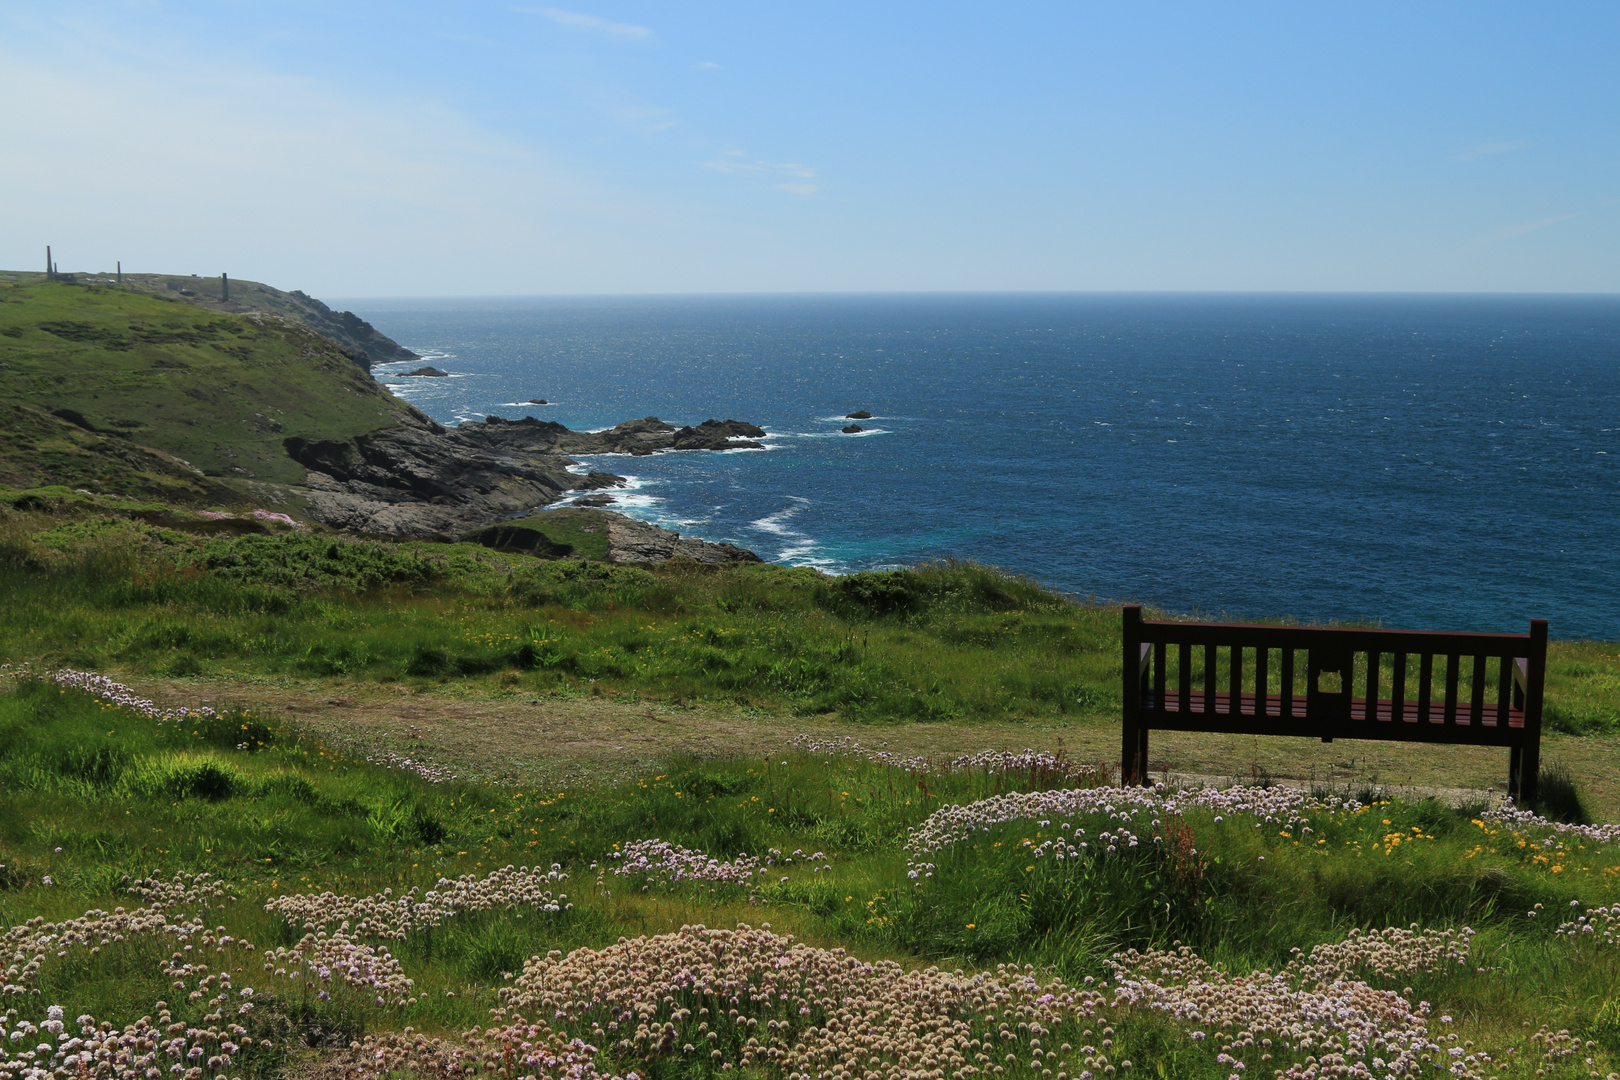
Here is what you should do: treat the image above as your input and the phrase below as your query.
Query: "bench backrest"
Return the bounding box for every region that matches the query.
[1123,605,1547,740]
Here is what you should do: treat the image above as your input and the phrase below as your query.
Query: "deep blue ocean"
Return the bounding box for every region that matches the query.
[335,294,1620,640]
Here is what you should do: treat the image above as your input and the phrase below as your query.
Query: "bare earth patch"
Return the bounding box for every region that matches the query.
[124,674,1620,818]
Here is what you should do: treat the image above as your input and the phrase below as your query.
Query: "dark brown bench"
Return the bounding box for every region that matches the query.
[1121,605,1548,800]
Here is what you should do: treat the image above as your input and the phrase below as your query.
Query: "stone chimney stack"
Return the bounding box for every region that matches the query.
[117,261,122,284]
[221,272,230,302]
[46,246,53,280]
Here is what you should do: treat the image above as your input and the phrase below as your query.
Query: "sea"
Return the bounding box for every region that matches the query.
[332,293,1620,640]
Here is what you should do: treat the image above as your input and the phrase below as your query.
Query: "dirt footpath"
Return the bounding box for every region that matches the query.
[128,676,1620,817]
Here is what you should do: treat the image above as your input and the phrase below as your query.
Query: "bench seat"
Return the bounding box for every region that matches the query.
[1144,690,1525,743]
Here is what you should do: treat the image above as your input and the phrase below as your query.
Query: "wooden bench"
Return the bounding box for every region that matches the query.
[1121,605,1548,800]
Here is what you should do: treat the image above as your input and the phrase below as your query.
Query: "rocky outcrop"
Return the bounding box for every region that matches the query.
[842,424,863,434]
[286,411,622,537]
[600,512,762,565]
[287,412,769,545]
[534,416,767,456]
[403,366,449,377]
[846,410,873,420]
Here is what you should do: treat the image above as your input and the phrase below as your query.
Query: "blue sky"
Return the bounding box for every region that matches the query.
[1,1,1616,295]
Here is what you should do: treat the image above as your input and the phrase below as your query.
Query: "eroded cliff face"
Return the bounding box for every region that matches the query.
[284,413,769,548]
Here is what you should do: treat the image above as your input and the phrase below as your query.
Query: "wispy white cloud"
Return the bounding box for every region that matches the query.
[703,154,819,195]
[605,100,679,133]
[516,7,652,39]
[705,155,815,180]
[1476,212,1580,244]
[1457,140,1530,162]
[693,61,720,70]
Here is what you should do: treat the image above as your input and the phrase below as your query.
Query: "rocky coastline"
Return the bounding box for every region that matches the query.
[286,412,769,562]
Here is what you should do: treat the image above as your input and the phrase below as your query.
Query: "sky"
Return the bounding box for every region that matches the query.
[1,1,1617,296]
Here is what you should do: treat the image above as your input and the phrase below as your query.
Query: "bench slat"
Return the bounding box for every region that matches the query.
[1281,647,1295,718]
[1366,649,1380,716]
[1133,621,1533,657]
[1141,689,1524,727]
[1419,653,1434,731]
[1444,654,1460,726]
[1392,652,1406,723]
[1179,641,1191,715]
[1255,645,1269,720]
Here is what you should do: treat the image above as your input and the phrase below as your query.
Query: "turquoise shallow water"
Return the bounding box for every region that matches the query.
[336,293,1620,639]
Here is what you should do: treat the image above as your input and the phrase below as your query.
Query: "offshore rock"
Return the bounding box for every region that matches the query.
[846,410,873,419]
[537,416,766,456]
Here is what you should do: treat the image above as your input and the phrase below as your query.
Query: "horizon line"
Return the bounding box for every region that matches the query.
[7,272,1619,301]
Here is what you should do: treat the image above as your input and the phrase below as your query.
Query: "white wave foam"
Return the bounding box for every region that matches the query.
[750,497,811,537]
[745,497,848,570]
[609,492,665,510]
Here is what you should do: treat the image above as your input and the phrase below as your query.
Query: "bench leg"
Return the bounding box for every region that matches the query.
[1519,737,1540,805]
[1121,725,1150,787]
[1121,719,1136,787]
[1508,746,1522,800]
[1121,722,1151,786]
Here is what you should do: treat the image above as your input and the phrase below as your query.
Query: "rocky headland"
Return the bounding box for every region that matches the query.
[0,274,769,564]
[285,413,769,557]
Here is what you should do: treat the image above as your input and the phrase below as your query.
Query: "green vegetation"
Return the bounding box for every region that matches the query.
[462,507,613,560]
[0,508,1119,720]
[5,504,1620,732]
[0,280,413,487]
[4,670,1620,1078]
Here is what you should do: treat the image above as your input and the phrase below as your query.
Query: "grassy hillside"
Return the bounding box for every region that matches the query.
[2,503,1616,738]
[0,280,416,486]
[0,506,1115,722]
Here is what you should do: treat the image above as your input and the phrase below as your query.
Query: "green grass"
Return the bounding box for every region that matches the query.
[0,509,1122,721]
[5,505,1620,734]
[461,507,614,560]
[5,674,1620,1078]
[0,280,414,486]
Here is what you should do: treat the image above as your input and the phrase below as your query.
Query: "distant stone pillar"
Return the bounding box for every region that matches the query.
[222,272,230,302]
[117,261,122,284]
[46,246,52,280]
